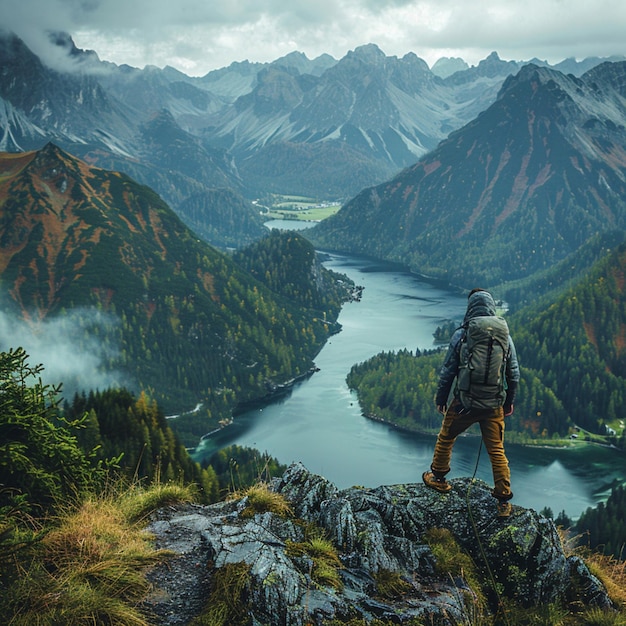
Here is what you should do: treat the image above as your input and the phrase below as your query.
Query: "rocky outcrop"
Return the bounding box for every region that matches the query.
[143,462,613,625]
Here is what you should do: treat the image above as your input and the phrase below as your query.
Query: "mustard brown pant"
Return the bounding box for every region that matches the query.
[430,400,513,501]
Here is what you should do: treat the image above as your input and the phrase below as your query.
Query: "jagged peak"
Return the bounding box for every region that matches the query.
[269,50,337,77]
[43,30,103,72]
[473,50,521,77]
[497,61,575,99]
[347,43,387,64]
[273,50,310,64]
[31,141,71,165]
[482,50,502,62]
[47,31,79,55]
[431,56,469,78]
[21,143,91,189]
[40,141,65,153]
[399,50,431,72]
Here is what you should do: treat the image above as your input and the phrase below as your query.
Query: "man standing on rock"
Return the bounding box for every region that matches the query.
[422,288,520,517]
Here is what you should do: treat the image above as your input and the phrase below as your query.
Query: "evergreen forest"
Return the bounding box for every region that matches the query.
[232,229,354,321]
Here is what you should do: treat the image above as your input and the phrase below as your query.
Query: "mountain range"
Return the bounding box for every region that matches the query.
[2,30,624,249]
[2,31,626,305]
[308,60,626,288]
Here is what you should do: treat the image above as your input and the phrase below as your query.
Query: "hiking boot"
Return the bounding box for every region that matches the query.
[422,471,452,493]
[496,500,512,518]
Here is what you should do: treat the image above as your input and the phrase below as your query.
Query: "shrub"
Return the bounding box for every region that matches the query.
[0,348,97,518]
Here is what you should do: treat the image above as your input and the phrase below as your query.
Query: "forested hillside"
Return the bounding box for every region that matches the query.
[577,485,626,559]
[497,230,626,310]
[0,145,353,443]
[232,229,354,320]
[63,388,220,502]
[510,243,626,436]
[1,347,286,519]
[176,187,267,249]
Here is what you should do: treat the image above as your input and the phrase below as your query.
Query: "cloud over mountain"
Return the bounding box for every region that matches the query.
[0,306,123,395]
[2,0,626,76]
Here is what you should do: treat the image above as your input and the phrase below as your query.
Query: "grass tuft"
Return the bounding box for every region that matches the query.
[580,551,626,610]
[557,527,626,611]
[374,568,413,599]
[286,525,343,591]
[191,561,251,626]
[118,481,196,523]
[232,482,293,519]
[1,480,194,625]
[580,607,626,626]
[424,526,489,618]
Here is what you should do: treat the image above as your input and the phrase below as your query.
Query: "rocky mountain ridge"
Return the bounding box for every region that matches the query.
[2,30,624,220]
[144,463,614,625]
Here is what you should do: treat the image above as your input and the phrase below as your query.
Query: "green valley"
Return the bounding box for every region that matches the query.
[262,194,342,221]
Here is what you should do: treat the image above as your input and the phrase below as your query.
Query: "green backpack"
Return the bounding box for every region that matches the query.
[456,315,509,410]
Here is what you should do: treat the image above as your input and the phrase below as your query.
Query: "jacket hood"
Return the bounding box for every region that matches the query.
[463,290,496,323]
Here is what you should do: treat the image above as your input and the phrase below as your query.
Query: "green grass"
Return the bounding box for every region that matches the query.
[117,481,196,523]
[0,481,195,626]
[264,194,342,221]
[230,482,293,519]
[424,527,489,616]
[285,525,343,591]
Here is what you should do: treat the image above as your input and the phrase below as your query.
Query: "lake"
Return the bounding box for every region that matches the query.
[197,229,626,519]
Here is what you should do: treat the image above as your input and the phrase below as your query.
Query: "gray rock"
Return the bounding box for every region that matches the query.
[142,462,614,625]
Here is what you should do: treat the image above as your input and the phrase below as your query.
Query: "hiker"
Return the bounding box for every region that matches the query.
[422,288,520,517]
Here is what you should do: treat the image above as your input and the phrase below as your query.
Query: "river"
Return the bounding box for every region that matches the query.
[196,222,626,520]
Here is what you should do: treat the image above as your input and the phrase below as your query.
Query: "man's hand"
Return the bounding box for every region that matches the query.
[504,404,514,417]
[437,404,447,415]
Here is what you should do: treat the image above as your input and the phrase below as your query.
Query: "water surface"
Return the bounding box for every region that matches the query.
[198,252,625,519]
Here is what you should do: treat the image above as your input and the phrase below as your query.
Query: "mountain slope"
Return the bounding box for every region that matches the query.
[0,32,247,234]
[510,242,626,434]
[0,32,136,153]
[0,144,350,420]
[307,62,626,287]
[3,31,626,231]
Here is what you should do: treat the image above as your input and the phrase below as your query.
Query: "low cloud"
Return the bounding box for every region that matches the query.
[2,0,626,76]
[0,306,128,400]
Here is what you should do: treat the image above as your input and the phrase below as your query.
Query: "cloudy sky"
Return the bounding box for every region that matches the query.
[2,0,626,76]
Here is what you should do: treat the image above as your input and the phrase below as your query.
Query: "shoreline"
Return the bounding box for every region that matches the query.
[233,366,321,416]
[195,366,321,443]
[363,412,619,451]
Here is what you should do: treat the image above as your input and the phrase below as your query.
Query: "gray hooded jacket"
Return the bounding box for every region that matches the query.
[435,290,520,408]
